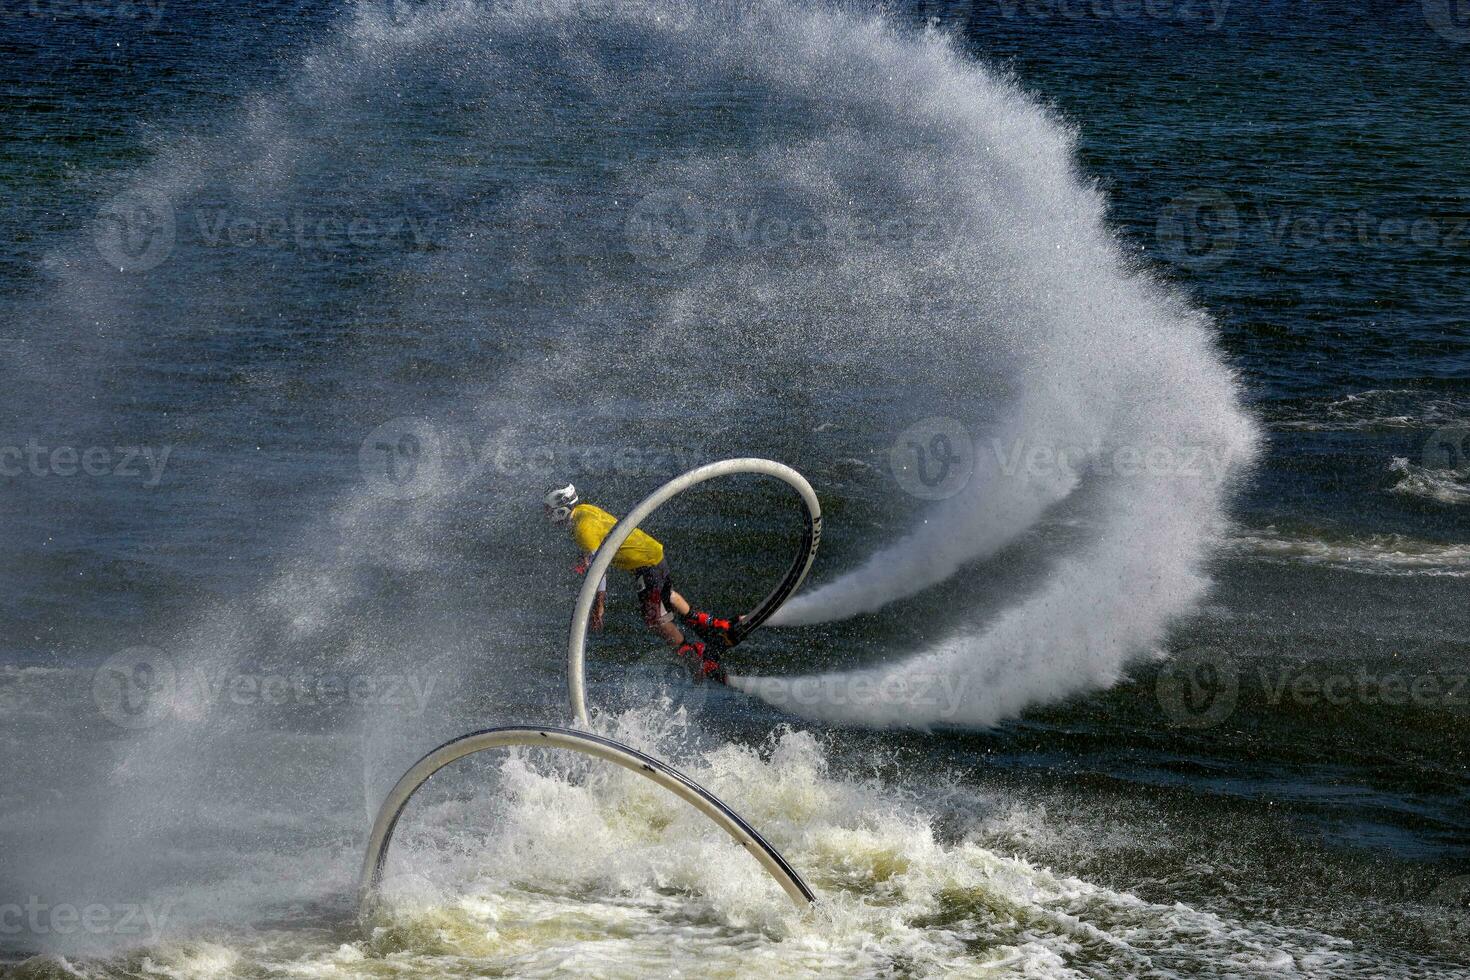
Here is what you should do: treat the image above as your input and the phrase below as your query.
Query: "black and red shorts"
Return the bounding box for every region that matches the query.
[633,561,675,627]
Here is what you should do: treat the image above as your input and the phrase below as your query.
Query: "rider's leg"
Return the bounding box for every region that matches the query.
[651,618,684,649]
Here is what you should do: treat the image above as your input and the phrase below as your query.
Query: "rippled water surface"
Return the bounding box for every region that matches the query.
[1,1,1466,977]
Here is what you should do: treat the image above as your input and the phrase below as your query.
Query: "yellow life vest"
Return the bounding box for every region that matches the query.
[569,503,664,571]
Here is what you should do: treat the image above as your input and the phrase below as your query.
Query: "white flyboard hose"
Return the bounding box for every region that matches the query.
[358,461,823,932]
[567,458,822,726]
[357,725,816,925]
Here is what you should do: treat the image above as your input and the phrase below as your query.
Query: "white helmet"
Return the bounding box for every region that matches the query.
[543,483,579,524]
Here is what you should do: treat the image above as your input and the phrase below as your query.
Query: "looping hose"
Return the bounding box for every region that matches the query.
[567,458,821,725]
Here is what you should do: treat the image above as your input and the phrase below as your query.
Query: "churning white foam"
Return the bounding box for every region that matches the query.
[1233,525,1470,576]
[23,701,1427,977]
[1388,457,1470,506]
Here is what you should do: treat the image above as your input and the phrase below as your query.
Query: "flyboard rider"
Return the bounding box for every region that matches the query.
[543,483,735,684]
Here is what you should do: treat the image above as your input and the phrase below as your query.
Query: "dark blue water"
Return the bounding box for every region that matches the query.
[1,1,1466,975]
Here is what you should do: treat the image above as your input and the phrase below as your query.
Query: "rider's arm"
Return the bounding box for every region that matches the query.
[591,587,606,631]
[576,551,608,630]
[574,553,607,590]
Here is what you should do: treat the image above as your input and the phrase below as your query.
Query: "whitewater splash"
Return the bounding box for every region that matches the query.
[726,21,1258,725]
[344,704,1383,979]
[19,0,1256,735]
[5,0,1263,952]
[9,683,1413,976]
